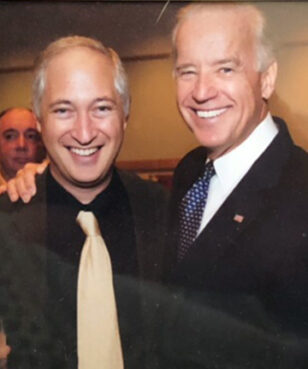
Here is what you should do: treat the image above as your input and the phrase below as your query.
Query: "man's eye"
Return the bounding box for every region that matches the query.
[97,105,112,112]
[52,107,73,119]
[93,105,112,116]
[183,70,195,75]
[54,108,68,114]
[3,132,18,141]
[220,67,233,74]
[177,69,196,78]
[25,132,40,141]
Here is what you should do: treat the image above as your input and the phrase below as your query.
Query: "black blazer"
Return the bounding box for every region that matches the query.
[160,118,308,368]
[0,169,168,369]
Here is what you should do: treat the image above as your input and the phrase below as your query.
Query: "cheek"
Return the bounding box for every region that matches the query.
[41,123,64,144]
[240,73,262,101]
[110,129,124,145]
[224,78,246,98]
[28,142,41,153]
[101,120,124,141]
[0,142,15,153]
[176,82,189,105]
[41,132,57,152]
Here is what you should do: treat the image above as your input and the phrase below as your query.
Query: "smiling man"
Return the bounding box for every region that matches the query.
[0,108,45,183]
[162,3,308,368]
[0,36,167,369]
[35,42,128,203]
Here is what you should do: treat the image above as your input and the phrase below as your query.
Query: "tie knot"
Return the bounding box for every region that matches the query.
[77,211,101,237]
[202,160,215,181]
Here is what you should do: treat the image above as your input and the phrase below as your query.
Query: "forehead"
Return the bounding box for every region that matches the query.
[0,110,36,132]
[175,9,255,62]
[44,47,116,98]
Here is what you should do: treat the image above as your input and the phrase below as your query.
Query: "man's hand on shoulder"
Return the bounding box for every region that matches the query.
[0,344,11,360]
[0,159,49,203]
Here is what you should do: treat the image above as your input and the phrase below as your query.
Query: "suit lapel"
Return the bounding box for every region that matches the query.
[172,118,293,281]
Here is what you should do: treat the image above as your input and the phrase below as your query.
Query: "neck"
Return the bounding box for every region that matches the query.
[49,167,113,205]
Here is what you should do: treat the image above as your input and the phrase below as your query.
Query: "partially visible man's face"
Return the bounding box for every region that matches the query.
[174,8,276,159]
[0,109,44,179]
[39,47,127,194]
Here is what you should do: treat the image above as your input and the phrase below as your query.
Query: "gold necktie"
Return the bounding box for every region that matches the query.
[76,211,123,369]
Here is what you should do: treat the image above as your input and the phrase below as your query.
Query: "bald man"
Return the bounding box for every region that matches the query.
[0,108,45,184]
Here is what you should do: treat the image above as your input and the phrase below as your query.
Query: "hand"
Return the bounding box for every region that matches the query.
[4,159,49,203]
[0,344,11,360]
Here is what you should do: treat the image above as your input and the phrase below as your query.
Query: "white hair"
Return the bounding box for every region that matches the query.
[32,36,130,120]
[172,2,275,72]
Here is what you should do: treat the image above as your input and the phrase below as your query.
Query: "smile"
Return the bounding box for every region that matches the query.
[196,108,228,119]
[69,147,100,157]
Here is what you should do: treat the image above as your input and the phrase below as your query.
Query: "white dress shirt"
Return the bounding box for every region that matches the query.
[197,113,279,235]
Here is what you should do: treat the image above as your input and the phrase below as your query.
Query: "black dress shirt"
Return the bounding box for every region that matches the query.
[44,169,138,368]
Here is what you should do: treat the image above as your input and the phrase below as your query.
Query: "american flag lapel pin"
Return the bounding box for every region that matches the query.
[233,214,245,223]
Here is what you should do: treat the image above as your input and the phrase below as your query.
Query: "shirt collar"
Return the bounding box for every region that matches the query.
[213,113,279,194]
[46,167,121,215]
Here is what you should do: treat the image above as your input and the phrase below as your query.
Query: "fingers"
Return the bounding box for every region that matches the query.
[0,184,7,196]
[0,344,11,359]
[2,160,48,203]
[36,158,49,174]
[19,167,38,198]
[6,177,24,202]
[6,161,46,203]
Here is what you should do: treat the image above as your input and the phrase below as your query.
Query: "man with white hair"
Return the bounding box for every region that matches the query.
[0,36,167,369]
[162,2,308,368]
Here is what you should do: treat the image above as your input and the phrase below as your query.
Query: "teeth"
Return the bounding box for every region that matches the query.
[196,108,227,118]
[70,147,98,156]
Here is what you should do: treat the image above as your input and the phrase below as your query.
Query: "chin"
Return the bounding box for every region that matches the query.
[194,131,217,148]
[74,172,111,188]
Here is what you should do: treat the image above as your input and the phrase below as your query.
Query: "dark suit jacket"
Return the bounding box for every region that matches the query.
[0,169,168,369]
[161,118,308,368]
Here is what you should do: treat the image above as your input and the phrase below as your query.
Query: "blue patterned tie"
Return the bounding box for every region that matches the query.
[178,161,215,262]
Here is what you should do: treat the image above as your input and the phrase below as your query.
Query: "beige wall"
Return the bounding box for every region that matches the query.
[0,71,33,110]
[260,2,308,152]
[121,58,198,161]
[270,46,308,151]
[0,2,307,163]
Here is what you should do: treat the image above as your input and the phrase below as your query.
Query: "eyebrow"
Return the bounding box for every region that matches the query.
[48,100,72,110]
[3,128,18,134]
[175,63,195,70]
[93,97,117,105]
[175,58,241,71]
[214,58,241,66]
[48,97,117,109]
[3,128,37,135]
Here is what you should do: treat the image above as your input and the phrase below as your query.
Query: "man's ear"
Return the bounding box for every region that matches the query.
[261,60,278,100]
[36,119,42,133]
[123,95,131,130]
[123,117,128,131]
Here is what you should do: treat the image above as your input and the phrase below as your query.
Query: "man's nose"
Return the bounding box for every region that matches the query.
[72,113,97,144]
[16,134,27,151]
[192,72,218,103]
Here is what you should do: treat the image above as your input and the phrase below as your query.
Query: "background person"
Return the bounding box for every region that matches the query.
[0,108,45,184]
